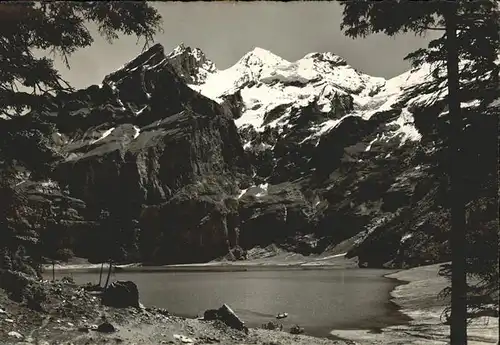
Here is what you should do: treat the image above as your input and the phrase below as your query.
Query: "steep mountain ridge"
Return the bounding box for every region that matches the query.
[1,43,496,268]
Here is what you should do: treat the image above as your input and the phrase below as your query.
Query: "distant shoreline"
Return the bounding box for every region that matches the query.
[42,263,363,274]
[41,253,361,273]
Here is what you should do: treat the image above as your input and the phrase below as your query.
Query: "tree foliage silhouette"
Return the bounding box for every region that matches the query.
[0,2,162,277]
[0,1,162,117]
[340,1,499,344]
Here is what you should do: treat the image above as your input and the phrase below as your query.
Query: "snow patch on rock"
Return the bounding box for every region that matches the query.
[387,108,422,145]
[400,233,413,243]
[135,105,148,115]
[237,188,248,199]
[90,127,115,145]
[133,126,141,139]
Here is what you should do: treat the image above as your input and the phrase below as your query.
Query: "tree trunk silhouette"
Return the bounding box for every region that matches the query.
[98,262,104,286]
[445,7,468,345]
[52,260,55,282]
[104,260,112,290]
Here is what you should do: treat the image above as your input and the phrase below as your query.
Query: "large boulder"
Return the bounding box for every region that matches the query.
[204,304,247,332]
[101,281,140,308]
[96,321,116,333]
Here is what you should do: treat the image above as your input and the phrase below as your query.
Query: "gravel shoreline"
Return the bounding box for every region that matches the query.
[1,267,353,345]
[1,287,351,345]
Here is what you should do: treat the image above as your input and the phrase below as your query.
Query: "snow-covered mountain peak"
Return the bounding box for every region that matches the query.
[236,47,290,69]
[166,43,217,85]
[161,45,435,151]
[103,43,167,86]
[167,43,215,68]
[168,42,188,58]
[186,47,289,101]
[302,51,347,66]
[187,46,390,135]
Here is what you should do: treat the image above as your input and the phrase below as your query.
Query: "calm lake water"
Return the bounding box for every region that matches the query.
[47,268,409,338]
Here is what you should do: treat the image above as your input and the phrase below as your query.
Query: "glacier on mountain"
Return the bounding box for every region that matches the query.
[180,44,430,149]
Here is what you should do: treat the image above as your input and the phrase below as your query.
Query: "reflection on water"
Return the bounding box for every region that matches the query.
[47,268,408,337]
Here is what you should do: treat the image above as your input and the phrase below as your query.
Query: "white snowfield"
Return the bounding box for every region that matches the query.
[182,45,455,149]
[91,44,482,154]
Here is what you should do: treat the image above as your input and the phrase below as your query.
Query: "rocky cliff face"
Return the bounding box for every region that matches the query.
[1,43,496,267]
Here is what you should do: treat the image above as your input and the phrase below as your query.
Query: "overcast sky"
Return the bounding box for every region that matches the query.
[50,2,440,89]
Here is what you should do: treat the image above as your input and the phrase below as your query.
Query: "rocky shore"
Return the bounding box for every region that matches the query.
[0,269,349,345]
